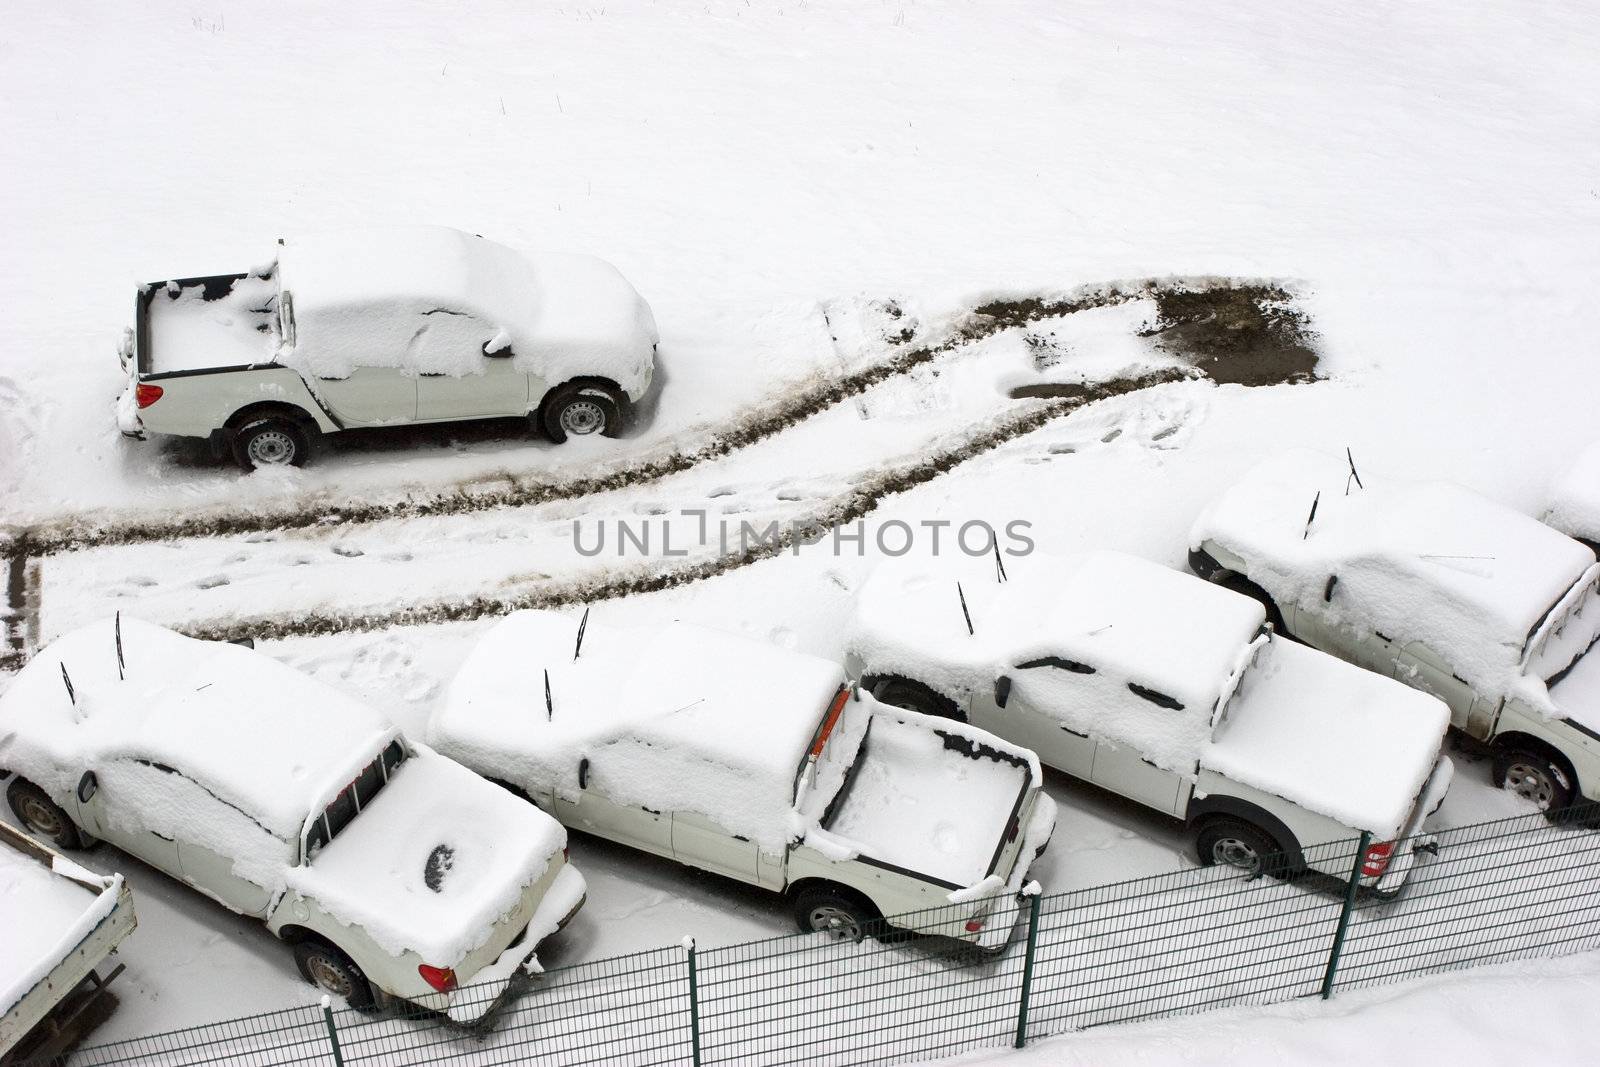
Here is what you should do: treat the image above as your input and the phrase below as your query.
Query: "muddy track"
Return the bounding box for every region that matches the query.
[175,367,1213,645]
[2,278,1314,561]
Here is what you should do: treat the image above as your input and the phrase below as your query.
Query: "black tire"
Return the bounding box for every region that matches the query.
[7,778,86,850]
[541,382,623,444]
[1193,817,1287,877]
[866,675,966,723]
[1218,574,1287,635]
[293,939,375,1010]
[1492,747,1575,818]
[791,885,882,942]
[232,416,311,471]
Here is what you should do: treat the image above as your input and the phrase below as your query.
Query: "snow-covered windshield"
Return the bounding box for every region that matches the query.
[302,739,407,863]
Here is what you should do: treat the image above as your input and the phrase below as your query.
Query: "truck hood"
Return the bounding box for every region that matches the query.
[1201,639,1450,838]
[284,747,565,969]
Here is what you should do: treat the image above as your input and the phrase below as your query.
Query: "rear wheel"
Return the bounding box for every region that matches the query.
[866,675,966,722]
[7,778,85,850]
[293,940,375,1009]
[791,885,882,942]
[1194,817,1287,877]
[542,382,623,444]
[1492,747,1575,818]
[232,417,311,471]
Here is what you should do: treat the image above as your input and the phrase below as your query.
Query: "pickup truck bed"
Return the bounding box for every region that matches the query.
[137,273,279,377]
[1,822,136,1065]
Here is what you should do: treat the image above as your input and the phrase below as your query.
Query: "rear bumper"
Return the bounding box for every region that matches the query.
[1371,755,1455,897]
[972,794,1058,951]
[444,864,587,1025]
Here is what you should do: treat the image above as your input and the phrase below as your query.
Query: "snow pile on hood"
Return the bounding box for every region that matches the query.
[1201,638,1451,836]
[1545,442,1600,547]
[431,613,847,853]
[274,226,656,397]
[0,618,397,888]
[285,745,564,969]
[1190,449,1600,701]
[845,551,1267,773]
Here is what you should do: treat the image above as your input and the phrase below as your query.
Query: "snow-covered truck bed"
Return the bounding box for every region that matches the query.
[0,820,135,1065]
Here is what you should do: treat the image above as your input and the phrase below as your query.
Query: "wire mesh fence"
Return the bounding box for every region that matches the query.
[19,804,1600,1067]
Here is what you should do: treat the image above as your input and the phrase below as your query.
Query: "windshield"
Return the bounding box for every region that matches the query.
[302,738,407,863]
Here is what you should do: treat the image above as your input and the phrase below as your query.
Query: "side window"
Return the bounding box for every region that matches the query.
[324,786,358,841]
[381,739,406,778]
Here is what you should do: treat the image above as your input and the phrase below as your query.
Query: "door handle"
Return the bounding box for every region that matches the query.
[1060,725,1089,739]
[642,806,662,816]
[150,830,175,842]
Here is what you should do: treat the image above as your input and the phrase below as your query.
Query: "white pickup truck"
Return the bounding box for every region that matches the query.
[844,551,1455,893]
[116,226,657,469]
[0,617,586,1021]
[1,821,135,1065]
[429,615,1057,950]
[1192,449,1600,816]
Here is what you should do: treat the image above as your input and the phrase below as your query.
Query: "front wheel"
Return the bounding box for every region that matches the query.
[541,382,622,444]
[865,675,966,722]
[7,778,86,850]
[1492,748,1575,817]
[293,940,375,1009]
[232,417,311,471]
[1194,817,1287,877]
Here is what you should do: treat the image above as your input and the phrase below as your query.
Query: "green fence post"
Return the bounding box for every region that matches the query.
[686,937,703,1067]
[1013,886,1042,1048]
[319,996,346,1067]
[1321,830,1371,1000]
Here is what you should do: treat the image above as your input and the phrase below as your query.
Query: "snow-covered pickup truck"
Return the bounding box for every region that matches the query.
[1,821,135,1065]
[429,616,1058,951]
[0,618,586,1022]
[116,225,657,469]
[844,551,1455,892]
[1191,450,1600,816]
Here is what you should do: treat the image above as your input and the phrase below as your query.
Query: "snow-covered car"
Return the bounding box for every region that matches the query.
[0,618,586,1021]
[1191,449,1600,814]
[1,821,135,1064]
[1544,442,1600,553]
[428,616,1057,950]
[843,551,1455,892]
[116,225,658,469]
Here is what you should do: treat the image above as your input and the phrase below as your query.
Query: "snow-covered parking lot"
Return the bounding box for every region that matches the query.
[4,0,1600,1063]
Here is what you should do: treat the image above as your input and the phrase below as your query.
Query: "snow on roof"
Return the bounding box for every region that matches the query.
[846,551,1267,771]
[274,226,655,393]
[1191,449,1599,694]
[284,746,565,969]
[430,613,847,852]
[1201,638,1450,837]
[0,618,396,842]
[1545,441,1600,546]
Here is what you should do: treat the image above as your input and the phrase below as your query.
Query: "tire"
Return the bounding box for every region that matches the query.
[866,675,966,723]
[791,885,882,942]
[1194,817,1287,877]
[541,382,622,444]
[293,939,375,1010]
[7,778,85,850]
[1492,747,1575,817]
[1217,574,1287,635]
[232,417,311,471]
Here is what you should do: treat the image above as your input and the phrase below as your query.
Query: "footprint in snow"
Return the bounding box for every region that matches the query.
[195,574,230,590]
[331,544,364,558]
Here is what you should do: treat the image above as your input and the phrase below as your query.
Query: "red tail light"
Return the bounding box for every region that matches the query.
[135,383,164,408]
[964,918,985,933]
[1360,840,1395,878]
[418,964,457,992]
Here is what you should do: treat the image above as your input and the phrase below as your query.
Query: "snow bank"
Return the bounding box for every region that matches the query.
[274,226,655,397]
[1201,638,1451,836]
[285,746,564,968]
[432,613,847,854]
[1191,449,1599,700]
[846,551,1266,774]
[1545,442,1600,546]
[0,843,121,1016]
[0,618,397,888]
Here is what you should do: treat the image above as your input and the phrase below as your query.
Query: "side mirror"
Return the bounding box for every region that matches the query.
[1323,575,1338,602]
[77,770,98,804]
[578,757,590,790]
[994,675,1013,709]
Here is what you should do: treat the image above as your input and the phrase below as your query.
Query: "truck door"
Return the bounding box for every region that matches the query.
[671,811,760,885]
[79,759,185,879]
[998,657,1099,779]
[1089,742,1186,816]
[1396,641,1480,731]
[415,355,530,421]
[310,367,418,426]
[553,760,673,859]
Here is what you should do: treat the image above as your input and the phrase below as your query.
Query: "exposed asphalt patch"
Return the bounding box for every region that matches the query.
[2,277,1313,561]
